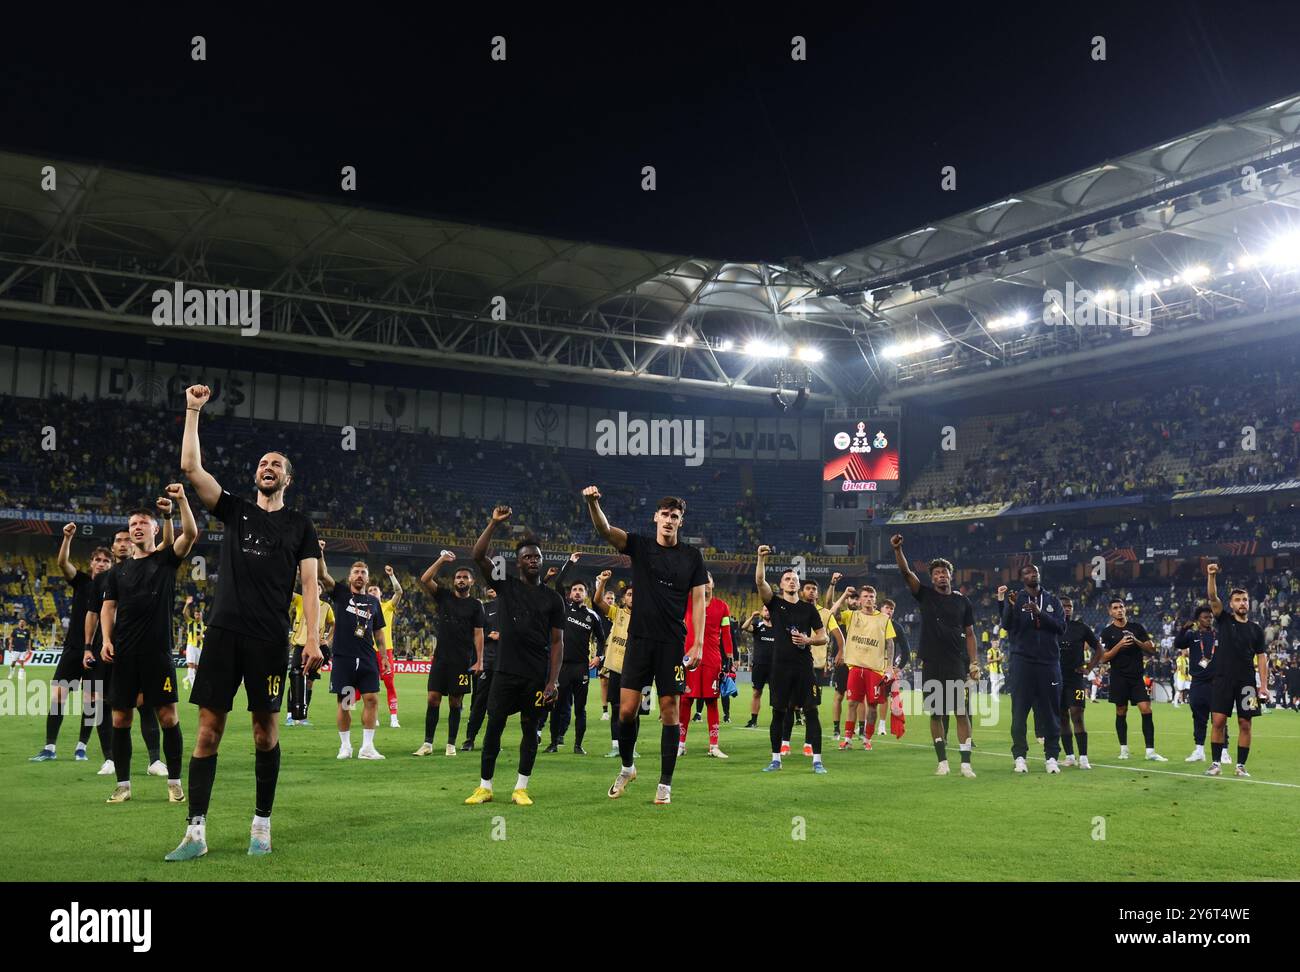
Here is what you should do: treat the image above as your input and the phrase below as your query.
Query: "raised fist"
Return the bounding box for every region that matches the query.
[62,522,77,538]
[996,585,1008,600]
[385,565,395,576]
[491,506,512,523]
[186,385,211,409]
[756,545,772,558]
[1206,563,1220,576]
[318,539,326,552]
[582,486,602,503]
[155,495,173,515]
[440,549,456,560]
[568,552,580,564]
[890,534,904,549]
[597,570,612,582]
[831,572,843,585]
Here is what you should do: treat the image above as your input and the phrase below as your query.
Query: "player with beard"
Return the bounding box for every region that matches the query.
[29,524,113,763]
[778,580,840,757]
[824,573,858,739]
[586,487,706,806]
[997,564,1067,774]
[463,507,564,806]
[678,573,732,759]
[414,552,484,757]
[544,572,604,755]
[100,485,198,805]
[1174,605,1217,762]
[460,586,499,752]
[320,557,393,760]
[755,549,828,773]
[1097,598,1167,761]
[366,565,404,729]
[1204,564,1269,777]
[833,584,895,750]
[891,535,979,778]
[85,523,171,777]
[597,587,615,721]
[165,384,321,861]
[1056,596,1101,769]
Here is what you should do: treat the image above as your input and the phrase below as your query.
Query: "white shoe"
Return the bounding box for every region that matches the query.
[1145,750,1168,762]
[357,746,385,760]
[1061,754,1077,767]
[608,766,636,799]
[960,763,976,778]
[97,759,115,776]
[412,742,433,756]
[1118,746,1130,760]
[1013,757,1028,774]
[654,783,672,805]
[1205,762,1221,776]
[1234,765,1251,777]
[935,760,950,776]
[1185,748,1205,762]
[1079,756,1092,770]
[390,716,401,729]
[1045,758,1060,774]
[336,744,353,760]
[601,711,610,721]
[707,745,728,759]
[445,744,456,757]
[1035,736,1044,746]
[147,760,168,777]
[677,742,686,757]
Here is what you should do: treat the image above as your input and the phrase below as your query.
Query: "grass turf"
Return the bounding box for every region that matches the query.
[3,668,1298,881]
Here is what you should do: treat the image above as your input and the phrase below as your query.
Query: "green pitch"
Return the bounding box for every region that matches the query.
[3,669,1299,881]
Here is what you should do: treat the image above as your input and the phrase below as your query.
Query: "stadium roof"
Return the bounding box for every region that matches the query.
[2,89,1299,405]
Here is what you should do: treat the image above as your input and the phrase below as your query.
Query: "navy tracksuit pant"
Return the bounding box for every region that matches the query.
[1010,659,1062,760]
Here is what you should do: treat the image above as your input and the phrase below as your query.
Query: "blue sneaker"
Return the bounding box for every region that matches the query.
[248,830,272,856]
[762,759,782,772]
[74,749,88,762]
[29,749,56,762]
[812,761,828,774]
[164,830,208,862]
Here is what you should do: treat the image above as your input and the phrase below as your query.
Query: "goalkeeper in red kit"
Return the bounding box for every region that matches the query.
[679,574,733,759]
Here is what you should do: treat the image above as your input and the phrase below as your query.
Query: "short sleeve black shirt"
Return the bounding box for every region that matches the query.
[495,574,565,682]
[433,587,485,669]
[103,547,183,656]
[764,595,822,668]
[209,491,320,643]
[1214,609,1266,683]
[1100,621,1150,680]
[912,584,975,677]
[624,532,708,644]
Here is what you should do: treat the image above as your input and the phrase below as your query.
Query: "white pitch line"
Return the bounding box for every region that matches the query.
[888,740,1300,789]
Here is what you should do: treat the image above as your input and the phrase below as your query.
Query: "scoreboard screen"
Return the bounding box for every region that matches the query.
[823,419,900,492]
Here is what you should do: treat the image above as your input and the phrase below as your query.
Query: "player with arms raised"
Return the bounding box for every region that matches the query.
[1204,563,1269,777]
[585,486,706,805]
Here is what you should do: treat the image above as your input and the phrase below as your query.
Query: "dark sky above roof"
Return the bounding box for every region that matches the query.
[4,4,1300,262]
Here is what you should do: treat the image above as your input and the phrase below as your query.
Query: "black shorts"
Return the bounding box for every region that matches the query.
[109,649,178,711]
[330,653,381,698]
[751,663,771,692]
[832,663,850,693]
[487,670,548,720]
[622,636,686,698]
[191,625,289,713]
[558,661,589,694]
[1108,673,1149,706]
[769,663,815,711]
[1060,673,1088,710]
[920,670,971,716]
[428,660,474,697]
[1211,676,1262,719]
[53,646,93,684]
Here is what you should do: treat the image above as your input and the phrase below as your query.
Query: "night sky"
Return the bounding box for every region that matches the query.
[3,3,1300,261]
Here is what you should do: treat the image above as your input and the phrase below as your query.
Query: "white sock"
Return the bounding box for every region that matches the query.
[813,754,823,764]
[75,741,85,752]
[1146,747,1155,755]
[959,741,972,752]
[363,728,376,748]
[168,778,180,786]
[782,739,790,748]
[44,743,55,753]
[339,731,350,746]
[480,778,493,791]
[515,774,529,791]
[772,752,782,762]
[252,813,270,832]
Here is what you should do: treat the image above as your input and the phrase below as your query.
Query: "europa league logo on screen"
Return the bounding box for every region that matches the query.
[534,404,559,439]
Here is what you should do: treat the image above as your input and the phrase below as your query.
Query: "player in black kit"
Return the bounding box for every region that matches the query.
[460,586,499,752]
[586,486,707,806]
[543,572,605,755]
[166,384,322,861]
[414,551,484,757]
[1204,563,1270,777]
[464,506,564,806]
[100,485,198,806]
[1056,596,1101,769]
[1097,598,1166,761]
[28,524,113,763]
